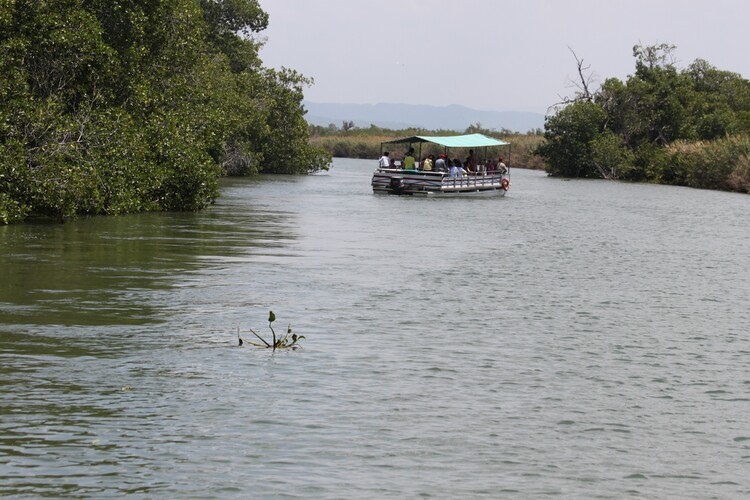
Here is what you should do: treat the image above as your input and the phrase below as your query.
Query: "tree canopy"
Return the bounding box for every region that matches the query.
[536,44,750,192]
[0,0,330,223]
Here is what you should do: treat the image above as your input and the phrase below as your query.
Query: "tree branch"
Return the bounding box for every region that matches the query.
[547,47,598,113]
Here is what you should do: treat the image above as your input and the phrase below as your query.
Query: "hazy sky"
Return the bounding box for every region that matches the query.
[258,0,750,115]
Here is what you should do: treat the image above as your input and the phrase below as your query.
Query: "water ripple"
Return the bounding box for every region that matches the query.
[1,161,750,498]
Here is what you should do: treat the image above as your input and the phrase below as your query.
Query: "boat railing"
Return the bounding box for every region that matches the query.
[442,175,505,189]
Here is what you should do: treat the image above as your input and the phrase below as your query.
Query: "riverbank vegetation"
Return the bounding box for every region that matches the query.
[309,123,546,170]
[0,0,330,224]
[536,44,750,193]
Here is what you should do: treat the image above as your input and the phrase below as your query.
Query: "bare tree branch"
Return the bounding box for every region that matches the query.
[547,47,598,113]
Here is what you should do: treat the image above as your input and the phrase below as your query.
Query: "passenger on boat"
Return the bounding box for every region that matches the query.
[403,149,416,170]
[497,156,508,174]
[486,159,495,174]
[477,158,486,174]
[467,149,478,172]
[434,154,448,172]
[449,158,463,179]
[421,155,433,171]
[379,152,391,168]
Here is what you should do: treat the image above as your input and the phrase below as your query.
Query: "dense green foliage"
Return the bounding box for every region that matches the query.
[309,122,546,170]
[536,44,750,192]
[0,0,330,223]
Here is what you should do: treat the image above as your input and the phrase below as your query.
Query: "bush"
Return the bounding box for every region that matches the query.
[661,135,750,191]
[0,193,29,224]
[728,155,750,192]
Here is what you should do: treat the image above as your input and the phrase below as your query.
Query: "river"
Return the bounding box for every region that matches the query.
[1,158,749,498]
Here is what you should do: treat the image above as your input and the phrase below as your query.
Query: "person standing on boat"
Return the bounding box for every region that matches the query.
[467,149,478,173]
[379,151,390,168]
[421,155,433,171]
[403,149,416,170]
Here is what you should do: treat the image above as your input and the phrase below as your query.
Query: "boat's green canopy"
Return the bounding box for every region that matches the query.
[382,133,509,148]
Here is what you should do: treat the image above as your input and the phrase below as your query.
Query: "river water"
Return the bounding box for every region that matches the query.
[1,158,749,498]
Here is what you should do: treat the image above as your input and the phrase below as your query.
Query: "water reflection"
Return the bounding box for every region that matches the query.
[0,183,298,328]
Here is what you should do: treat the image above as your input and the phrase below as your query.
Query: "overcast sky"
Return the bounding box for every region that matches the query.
[258,0,750,115]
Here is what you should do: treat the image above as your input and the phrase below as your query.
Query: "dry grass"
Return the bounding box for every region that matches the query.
[663,134,750,192]
[727,155,750,192]
[310,133,547,170]
[666,140,706,155]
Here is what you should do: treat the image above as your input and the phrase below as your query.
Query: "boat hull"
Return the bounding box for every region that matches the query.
[371,169,509,196]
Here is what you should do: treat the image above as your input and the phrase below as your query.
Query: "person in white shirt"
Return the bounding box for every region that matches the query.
[449,159,464,179]
[378,152,390,168]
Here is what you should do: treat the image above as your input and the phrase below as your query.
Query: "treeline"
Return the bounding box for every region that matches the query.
[309,123,546,170]
[537,44,750,192]
[0,0,330,224]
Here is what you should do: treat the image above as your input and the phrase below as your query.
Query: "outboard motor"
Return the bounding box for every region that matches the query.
[389,176,404,194]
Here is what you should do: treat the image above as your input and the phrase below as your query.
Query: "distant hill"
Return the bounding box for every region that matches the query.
[303,101,546,133]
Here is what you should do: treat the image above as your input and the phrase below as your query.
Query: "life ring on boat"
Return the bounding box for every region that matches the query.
[501,178,510,191]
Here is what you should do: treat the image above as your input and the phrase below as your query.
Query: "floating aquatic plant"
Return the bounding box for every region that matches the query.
[237,311,305,350]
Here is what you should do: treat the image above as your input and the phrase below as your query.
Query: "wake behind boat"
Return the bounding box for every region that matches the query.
[371,133,511,196]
